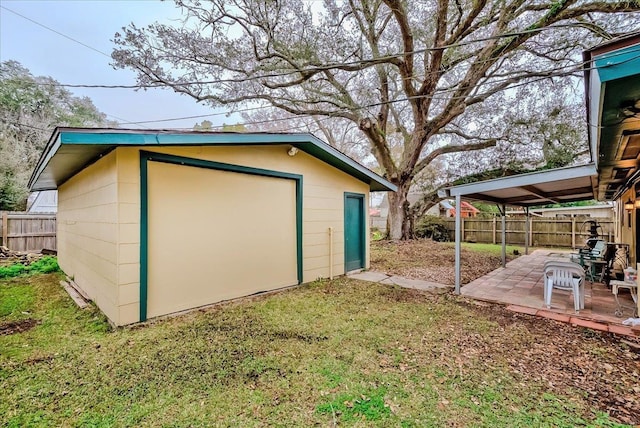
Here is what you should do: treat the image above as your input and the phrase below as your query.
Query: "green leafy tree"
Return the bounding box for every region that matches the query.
[112,0,640,239]
[193,119,213,130]
[0,61,114,210]
[221,122,247,132]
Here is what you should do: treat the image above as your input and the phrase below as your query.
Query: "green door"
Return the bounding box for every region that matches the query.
[344,193,365,272]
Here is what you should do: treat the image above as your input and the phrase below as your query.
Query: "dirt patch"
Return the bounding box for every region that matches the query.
[380,285,441,303]
[371,239,512,285]
[0,318,40,336]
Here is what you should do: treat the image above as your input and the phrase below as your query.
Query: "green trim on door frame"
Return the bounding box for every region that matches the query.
[343,192,366,272]
[139,150,303,322]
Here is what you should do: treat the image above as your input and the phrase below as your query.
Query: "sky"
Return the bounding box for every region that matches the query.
[0,0,232,129]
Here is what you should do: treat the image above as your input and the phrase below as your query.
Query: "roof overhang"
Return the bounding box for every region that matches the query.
[584,33,640,200]
[29,128,397,192]
[445,164,597,207]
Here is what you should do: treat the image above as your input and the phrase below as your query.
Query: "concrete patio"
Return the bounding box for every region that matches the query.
[461,249,639,335]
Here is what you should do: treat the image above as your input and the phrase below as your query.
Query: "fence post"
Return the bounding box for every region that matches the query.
[492,217,496,244]
[461,217,465,242]
[571,218,576,249]
[500,205,506,267]
[1,211,7,247]
[529,217,533,247]
[524,210,529,255]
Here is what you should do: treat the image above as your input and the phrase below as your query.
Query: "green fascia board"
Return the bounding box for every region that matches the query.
[139,150,304,322]
[594,45,640,83]
[31,128,396,192]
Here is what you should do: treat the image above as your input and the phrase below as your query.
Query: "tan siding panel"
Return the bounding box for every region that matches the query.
[304,208,343,222]
[303,197,343,210]
[57,152,119,320]
[119,282,139,306]
[119,303,139,326]
[119,263,140,285]
[119,223,139,244]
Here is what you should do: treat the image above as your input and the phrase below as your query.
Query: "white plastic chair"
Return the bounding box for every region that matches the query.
[543,261,585,312]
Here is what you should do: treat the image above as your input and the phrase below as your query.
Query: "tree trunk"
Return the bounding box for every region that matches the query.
[387,182,413,240]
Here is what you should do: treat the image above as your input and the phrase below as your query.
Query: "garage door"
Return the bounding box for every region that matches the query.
[145,158,299,319]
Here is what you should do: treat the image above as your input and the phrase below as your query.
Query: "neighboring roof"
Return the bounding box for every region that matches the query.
[27,190,58,213]
[456,201,479,212]
[446,163,597,207]
[529,203,613,213]
[29,128,396,192]
[583,32,640,200]
[440,200,454,210]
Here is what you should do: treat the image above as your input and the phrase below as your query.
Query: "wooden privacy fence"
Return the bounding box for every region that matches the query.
[443,217,614,248]
[0,212,56,252]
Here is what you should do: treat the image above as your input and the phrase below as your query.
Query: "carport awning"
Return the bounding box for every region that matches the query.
[446,163,597,207]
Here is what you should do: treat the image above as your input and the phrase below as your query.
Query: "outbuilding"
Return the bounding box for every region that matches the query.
[29,128,396,325]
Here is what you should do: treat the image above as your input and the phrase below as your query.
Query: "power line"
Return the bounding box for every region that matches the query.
[0,5,111,58]
[1,121,50,131]
[120,104,269,125]
[4,3,636,132]
[1,5,145,127]
[151,57,638,134]
[111,53,630,128]
[16,14,639,91]
[146,44,640,128]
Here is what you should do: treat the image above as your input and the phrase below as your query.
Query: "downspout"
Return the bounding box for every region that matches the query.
[328,227,334,280]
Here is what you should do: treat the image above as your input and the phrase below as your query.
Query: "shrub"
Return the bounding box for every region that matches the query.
[415,215,450,241]
[0,256,60,279]
[371,228,386,241]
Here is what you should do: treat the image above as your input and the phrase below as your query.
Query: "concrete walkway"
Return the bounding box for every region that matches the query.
[347,271,450,291]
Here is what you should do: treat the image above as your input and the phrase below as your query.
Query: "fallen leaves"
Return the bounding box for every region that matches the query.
[371,239,511,285]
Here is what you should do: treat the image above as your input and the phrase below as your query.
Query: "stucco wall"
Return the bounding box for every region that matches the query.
[111,145,369,324]
[57,151,119,323]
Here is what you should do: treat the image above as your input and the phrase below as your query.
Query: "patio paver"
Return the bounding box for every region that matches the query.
[462,249,639,337]
[349,271,450,291]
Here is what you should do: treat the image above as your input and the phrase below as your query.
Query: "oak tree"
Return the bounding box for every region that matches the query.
[112,0,640,238]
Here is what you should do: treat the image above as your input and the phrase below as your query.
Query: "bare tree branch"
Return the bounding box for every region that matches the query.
[112,0,640,239]
[414,139,498,175]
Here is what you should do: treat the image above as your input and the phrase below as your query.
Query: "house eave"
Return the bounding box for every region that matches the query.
[29,128,397,192]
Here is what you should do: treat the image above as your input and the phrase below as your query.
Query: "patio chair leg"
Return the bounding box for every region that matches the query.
[544,277,552,308]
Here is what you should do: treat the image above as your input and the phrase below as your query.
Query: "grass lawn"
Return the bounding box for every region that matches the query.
[2,271,639,427]
[457,242,525,257]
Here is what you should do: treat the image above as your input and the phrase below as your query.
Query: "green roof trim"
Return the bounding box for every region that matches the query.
[593,44,640,83]
[29,128,396,192]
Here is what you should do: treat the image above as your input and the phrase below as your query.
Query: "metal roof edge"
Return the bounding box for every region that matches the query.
[447,163,597,196]
[583,32,640,58]
[28,127,62,190]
